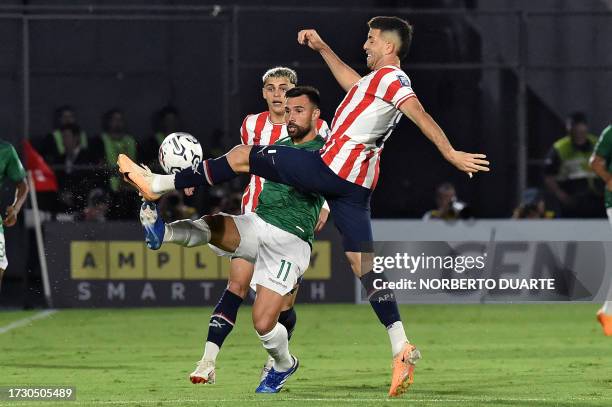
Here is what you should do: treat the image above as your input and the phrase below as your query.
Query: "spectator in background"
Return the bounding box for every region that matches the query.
[81,188,110,222]
[142,106,181,169]
[158,190,197,222]
[512,188,554,219]
[423,182,472,221]
[46,124,97,214]
[90,109,140,219]
[543,112,603,218]
[40,105,88,157]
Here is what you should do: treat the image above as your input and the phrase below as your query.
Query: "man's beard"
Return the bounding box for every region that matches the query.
[287,123,311,141]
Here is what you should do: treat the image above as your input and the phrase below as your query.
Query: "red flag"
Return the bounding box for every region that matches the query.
[23,139,58,192]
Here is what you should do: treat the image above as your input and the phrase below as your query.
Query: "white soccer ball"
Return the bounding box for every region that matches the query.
[158,132,203,174]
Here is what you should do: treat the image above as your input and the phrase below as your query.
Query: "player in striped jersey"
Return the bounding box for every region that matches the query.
[118,16,490,397]
[241,67,330,212]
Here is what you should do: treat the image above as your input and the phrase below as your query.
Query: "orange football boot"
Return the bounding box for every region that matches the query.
[597,309,612,336]
[116,154,161,201]
[388,342,421,397]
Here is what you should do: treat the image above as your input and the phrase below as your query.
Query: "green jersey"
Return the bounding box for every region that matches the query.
[0,140,27,231]
[255,135,325,245]
[593,124,612,208]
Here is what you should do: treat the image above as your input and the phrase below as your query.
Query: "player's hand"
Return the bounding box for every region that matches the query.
[297,29,327,52]
[606,179,612,192]
[446,150,490,176]
[315,207,330,233]
[4,205,18,227]
[184,187,195,196]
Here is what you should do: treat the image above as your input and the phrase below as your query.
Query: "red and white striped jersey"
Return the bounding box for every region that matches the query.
[240,111,329,213]
[320,65,416,190]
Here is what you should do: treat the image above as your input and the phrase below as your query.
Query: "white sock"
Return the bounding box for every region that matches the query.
[603,301,612,315]
[387,321,408,356]
[151,174,176,194]
[202,341,219,361]
[258,323,293,372]
[163,218,211,247]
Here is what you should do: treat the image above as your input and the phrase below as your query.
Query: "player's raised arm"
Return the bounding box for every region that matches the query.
[399,97,490,176]
[297,29,361,92]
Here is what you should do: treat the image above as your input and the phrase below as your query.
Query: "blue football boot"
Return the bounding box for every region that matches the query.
[255,356,299,393]
[139,201,165,250]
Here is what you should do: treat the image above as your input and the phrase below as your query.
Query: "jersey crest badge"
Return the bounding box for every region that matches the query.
[397,75,410,87]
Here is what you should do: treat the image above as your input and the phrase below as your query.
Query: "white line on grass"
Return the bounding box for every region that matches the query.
[1,397,606,405]
[0,309,58,335]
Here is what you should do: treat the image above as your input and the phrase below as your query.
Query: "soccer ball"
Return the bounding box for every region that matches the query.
[158,132,203,174]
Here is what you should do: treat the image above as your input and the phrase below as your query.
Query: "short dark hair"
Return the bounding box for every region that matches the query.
[368,16,413,59]
[102,108,124,131]
[285,86,321,108]
[54,105,76,127]
[568,111,587,126]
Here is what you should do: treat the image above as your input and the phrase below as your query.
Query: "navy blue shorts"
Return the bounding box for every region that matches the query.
[249,145,373,252]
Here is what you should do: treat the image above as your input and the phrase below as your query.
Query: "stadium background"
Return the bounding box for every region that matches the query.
[0,2,611,406]
[0,0,610,307]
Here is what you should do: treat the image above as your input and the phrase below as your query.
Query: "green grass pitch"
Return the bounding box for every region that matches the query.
[0,304,610,406]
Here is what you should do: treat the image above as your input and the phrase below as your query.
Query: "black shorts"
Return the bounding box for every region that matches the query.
[249,145,373,252]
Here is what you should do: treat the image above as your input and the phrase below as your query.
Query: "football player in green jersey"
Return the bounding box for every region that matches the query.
[139,86,325,392]
[589,123,612,336]
[0,140,29,292]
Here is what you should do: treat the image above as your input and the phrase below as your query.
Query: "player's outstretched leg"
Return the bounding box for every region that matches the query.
[117,146,248,201]
[253,285,299,393]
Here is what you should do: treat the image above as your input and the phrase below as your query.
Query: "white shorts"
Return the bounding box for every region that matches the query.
[209,212,311,296]
[0,232,7,270]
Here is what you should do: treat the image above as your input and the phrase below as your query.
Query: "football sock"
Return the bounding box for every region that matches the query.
[278,307,297,340]
[603,300,612,315]
[360,271,402,327]
[164,218,211,247]
[202,342,219,361]
[387,321,409,356]
[258,323,293,372]
[203,290,243,361]
[174,156,237,189]
[151,174,176,194]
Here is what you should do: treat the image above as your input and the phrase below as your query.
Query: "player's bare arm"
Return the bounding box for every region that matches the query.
[4,179,28,227]
[400,97,490,176]
[297,29,361,92]
[589,154,612,191]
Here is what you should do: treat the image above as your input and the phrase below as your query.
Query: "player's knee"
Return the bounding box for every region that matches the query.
[226,280,248,299]
[252,313,276,336]
[227,145,252,173]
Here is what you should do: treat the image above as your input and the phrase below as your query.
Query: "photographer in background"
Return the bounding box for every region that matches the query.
[423,182,472,221]
[512,188,554,219]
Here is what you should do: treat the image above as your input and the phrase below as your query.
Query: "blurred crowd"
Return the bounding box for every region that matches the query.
[30,106,608,223]
[423,112,607,221]
[33,105,243,222]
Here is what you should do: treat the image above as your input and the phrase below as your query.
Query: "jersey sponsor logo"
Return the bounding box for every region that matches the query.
[397,75,410,87]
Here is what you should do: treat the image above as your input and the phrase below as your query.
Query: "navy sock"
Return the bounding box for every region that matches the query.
[174,156,237,189]
[278,307,297,340]
[360,271,401,328]
[206,289,243,348]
